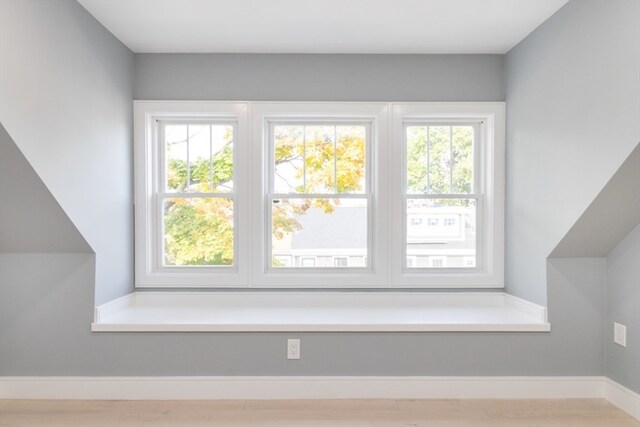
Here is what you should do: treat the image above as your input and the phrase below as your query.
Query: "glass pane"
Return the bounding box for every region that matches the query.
[212,124,234,192]
[165,125,188,192]
[406,126,428,194]
[305,126,335,193]
[336,126,366,193]
[428,126,452,194]
[273,124,367,195]
[406,198,476,268]
[452,126,474,194]
[163,197,234,266]
[164,123,233,194]
[333,257,349,267]
[274,125,304,193]
[187,125,211,192]
[271,198,367,268]
[407,125,475,195]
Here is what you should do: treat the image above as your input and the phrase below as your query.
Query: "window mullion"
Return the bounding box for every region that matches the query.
[449,126,453,193]
[186,125,191,191]
[302,126,307,192]
[333,126,338,193]
[426,126,430,194]
[158,192,235,199]
[269,193,369,200]
[407,193,479,200]
[209,124,214,192]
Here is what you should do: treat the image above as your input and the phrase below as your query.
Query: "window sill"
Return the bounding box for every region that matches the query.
[91,291,550,332]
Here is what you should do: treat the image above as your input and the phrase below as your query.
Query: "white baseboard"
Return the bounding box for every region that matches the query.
[0,376,604,400]
[605,378,640,420]
[1,376,637,420]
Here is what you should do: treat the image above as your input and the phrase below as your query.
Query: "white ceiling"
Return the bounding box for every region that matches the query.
[78,0,568,54]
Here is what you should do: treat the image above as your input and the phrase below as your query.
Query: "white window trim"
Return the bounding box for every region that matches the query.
[250,102,389,288]
[134,101,503,289]
[134,101,250,287]
[389,103,505,288]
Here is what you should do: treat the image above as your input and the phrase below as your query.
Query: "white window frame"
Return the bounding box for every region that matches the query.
[134,101,502,289]
[390,103,505,288]
[251,102,389,288]
[134,101,250,287]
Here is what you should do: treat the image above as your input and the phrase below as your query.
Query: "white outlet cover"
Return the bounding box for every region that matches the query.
[287,339,300,359]
[614,322,627,347]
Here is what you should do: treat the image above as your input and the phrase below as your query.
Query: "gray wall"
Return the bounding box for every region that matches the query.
[0,0,636,379]
[0,124,91,254]
[0,254,605,376]
[504,0,640,305]
[606,225,640,393]
[550,144,640,259]
[135,54,504,102]
[0,0,134,304]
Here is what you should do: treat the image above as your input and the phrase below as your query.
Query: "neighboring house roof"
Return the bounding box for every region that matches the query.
[290,207,476,251]
[291,207,367,249]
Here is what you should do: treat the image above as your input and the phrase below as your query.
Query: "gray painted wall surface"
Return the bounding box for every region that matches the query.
[135,54,504,102]
[0,254,605,376]
[0,124,91,253]
[0,0,134,303]
[551,143,640,258]
[505,0,640,304]
[606,225,640,394]
[0,0,632,378]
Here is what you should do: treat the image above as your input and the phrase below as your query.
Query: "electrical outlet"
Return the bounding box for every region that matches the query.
[287,338,300,359]
[614,322,627,347]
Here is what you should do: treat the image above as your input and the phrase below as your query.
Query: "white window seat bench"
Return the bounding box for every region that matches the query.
[91,292,550,332]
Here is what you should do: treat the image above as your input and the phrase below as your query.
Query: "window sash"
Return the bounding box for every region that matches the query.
[402,194,483,273]
[403,122,480,196]
[265,119,373,274]
[267,121,372,195]
[156,194,237,270]
[401,121,482,273]
[157,120,237,195]
[155,120,239,272]
[265,193,373,273]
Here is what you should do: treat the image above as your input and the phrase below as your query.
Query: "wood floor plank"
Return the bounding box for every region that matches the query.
[0,399,637,427]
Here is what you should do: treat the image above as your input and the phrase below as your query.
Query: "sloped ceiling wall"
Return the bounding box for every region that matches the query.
[550,143,640,258]
[505,0,640,304]
[0,0,134,304]
[0,124,91,253]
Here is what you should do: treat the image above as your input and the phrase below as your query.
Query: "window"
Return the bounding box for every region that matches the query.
[251,103,388,287]
[161,121,236,267]
[390,103,505,287]
[443,217,456,226]
[333,257,349,267]
[269,123,370,269]
[300,257,317,267]
[404,123,477,269]
[134,102,249,287]
[429,256,447,268]
[274,255,292,267]
[135,102,502,288]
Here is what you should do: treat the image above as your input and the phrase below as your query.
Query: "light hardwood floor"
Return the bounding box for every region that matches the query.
[1,399,638,427]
